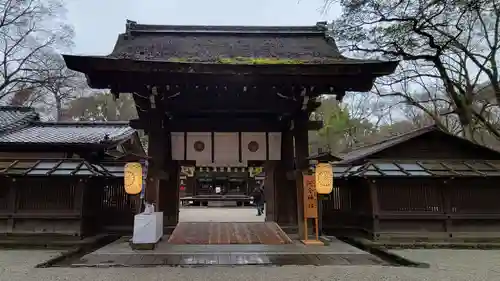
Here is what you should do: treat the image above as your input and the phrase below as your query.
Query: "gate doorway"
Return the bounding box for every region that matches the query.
[179,165,256,208]
[174,164,290,245]
[178,165,267,223]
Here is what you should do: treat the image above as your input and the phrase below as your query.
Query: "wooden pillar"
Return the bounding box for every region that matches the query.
[160,164,179,227]
[275,129,297,228]
[293,113,309,238]
[368,179,380,240]
[159,123,180,227]
[145,120,164,208]
[264,161,276,222]
[6,178,17,234]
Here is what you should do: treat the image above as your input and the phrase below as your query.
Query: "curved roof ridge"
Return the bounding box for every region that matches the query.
[339,124,439,163]
[124,19,327,34]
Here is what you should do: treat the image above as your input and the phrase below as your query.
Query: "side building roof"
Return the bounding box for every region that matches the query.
[0,106,39,134]
[338,124,500,164]
[0,107,138,148]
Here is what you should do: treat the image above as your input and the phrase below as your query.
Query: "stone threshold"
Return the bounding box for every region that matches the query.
[69,253,388,267]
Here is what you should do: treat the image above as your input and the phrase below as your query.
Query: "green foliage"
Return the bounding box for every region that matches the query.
[314,97,376,152]
[216,57,305,64]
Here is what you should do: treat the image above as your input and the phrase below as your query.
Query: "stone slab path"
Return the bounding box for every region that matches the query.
[70,236,381,267]
[3,249,500,281]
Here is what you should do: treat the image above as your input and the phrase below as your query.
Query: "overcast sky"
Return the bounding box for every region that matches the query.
[65,0,341,55]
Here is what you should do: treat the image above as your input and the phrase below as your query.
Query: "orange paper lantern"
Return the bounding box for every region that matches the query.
[315,163,333,194]
[124,162,143,195]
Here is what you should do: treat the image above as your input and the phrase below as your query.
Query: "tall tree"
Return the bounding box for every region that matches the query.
[61,92,138,121]
[313,96,377,152]
[0,0,74,102]
[326,0,500,141]
[34,53,85,120]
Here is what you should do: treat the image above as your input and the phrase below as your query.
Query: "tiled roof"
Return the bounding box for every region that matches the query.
[109,21,347,64]
[0,158,124,177]
[308,152,342,161]
[338,125,439,164]
[0,106,38,133]
[333,160,500,178]
[0,121,135,145]
[338,124,500,164]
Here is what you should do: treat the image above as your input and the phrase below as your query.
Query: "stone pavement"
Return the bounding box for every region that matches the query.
[2,208,500,280]
[2,249,500,281]
[71,236,381,267]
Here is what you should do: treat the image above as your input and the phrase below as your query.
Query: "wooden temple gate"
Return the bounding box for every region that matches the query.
[62,21,398,237]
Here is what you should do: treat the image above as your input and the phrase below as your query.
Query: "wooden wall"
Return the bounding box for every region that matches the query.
[322,177,500,242]
[0,176,137,237]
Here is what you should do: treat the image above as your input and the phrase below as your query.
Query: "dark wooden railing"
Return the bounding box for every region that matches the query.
[323,177,500,241]
[0,176,137,237]
[86,178,139,233]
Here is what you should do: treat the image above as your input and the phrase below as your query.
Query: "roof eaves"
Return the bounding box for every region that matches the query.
[31,121,131,126]
[339,124,439,164]
[0,107,39,135]
[100,127,136,146]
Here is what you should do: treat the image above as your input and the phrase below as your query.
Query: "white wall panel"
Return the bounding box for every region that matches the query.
[171,132,185,160]
[241,132,266,161]
[186,132,212,164]
[214,132,239,165]
[268,132,282,160]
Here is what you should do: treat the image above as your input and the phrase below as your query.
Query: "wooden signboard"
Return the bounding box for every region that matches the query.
[303,175,318,218]
[301,174,323,245]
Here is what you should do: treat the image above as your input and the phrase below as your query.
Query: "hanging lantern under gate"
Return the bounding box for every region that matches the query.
[124,162,143,195]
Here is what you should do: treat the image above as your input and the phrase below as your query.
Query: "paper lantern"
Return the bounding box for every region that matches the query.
[315,163,333,194]
[124,162,143,195]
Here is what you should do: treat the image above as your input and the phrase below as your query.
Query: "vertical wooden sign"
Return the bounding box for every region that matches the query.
[303,175,318,219]
[301,174,323,245]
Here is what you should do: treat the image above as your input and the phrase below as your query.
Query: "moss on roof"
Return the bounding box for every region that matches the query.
[168,57,306,64]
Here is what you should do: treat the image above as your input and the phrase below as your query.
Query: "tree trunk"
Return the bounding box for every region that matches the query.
[55,95,62,121]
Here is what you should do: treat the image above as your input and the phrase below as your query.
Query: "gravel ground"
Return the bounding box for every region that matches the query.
[1,249,500,281]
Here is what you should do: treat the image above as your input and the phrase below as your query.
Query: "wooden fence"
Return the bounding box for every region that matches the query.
[0,176,137,237]
[322,177,500,241]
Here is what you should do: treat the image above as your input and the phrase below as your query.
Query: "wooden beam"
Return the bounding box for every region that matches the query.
[163,95,299,115]
[131,117,288,132]
[86,71,379,94]
[129,118,142,129]
[132,118,321,132]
